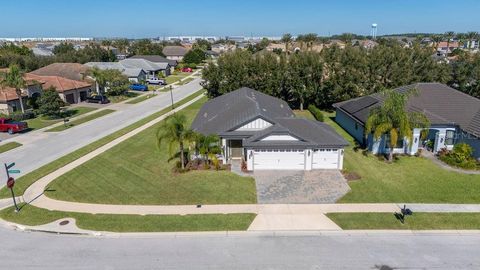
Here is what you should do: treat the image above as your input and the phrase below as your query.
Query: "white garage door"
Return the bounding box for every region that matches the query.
[254,149,305,170]
[312,149,339,169]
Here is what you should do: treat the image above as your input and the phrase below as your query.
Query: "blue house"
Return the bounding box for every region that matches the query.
[333,83,480,159]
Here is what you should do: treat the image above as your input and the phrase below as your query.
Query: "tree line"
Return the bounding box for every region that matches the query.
[202,43,456,109]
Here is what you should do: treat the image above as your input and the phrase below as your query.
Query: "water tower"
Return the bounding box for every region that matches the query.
[371,23,378,39]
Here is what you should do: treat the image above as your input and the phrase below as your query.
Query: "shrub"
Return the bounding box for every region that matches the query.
[439,143,479,170]
[307,104,324,122]
[37,87,65,118]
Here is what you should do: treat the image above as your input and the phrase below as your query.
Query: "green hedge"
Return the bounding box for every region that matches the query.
[307,104,324,122]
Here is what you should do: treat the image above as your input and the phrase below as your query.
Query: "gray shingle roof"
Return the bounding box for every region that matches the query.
[191,87,294,135]
[333,83,480,137]
[129,55,178,67]
[191,87,349,149]
[243,118,349,149]
[84,62,145,78]
[162,46,188,57]
[119,58,169,71]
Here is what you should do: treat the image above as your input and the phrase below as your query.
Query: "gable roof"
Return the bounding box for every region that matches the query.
[191,87,294,135]
[25,73,91,93]
[162,46,188,57]
[129,55,178,66]
[334,83,480,137]
[243,118,348,148]
[119,58,169,71]
[30,63,90,81]
[84,62,145,78]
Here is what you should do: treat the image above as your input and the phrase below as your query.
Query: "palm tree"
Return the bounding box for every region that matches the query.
[431,34,443,53]
[303,33,318,51]
[156,113,197,170]
[281,33,292,54]
[195,134,221,166]
[365,89,430,162]
[466,31,478,50]
[444,31,455,55]
[0,65,26,113]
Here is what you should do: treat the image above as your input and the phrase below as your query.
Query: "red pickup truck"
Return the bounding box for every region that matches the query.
[0,118,28,134]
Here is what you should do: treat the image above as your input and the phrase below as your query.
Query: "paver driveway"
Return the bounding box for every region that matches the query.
[254,170,350,204]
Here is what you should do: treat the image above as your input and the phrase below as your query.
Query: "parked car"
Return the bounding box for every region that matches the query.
[181,67,193,73]
[129,83,148,91]
[146,78,166,85]
[86,95,110,104]
[0,118,28,134]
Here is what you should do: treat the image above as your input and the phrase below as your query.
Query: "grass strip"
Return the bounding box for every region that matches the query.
[25,107,97,130]
[46,109,115,132]
[0,204,255,232]
[126,94,155,104]
[0,90,205,199]
[327,212,480,230]
[0,142,22,154]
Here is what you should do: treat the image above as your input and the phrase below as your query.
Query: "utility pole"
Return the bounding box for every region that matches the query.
[169,86,174,110]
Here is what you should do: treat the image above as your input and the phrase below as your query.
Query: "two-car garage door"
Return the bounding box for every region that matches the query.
[253,149,341,170]
[253,150,305,170]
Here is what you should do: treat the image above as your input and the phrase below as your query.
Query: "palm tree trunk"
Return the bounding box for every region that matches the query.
[16,89,25,114]
[389,147,394,162]
[180,142,185,169]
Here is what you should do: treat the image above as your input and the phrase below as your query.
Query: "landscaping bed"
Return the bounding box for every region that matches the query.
[0,204,256,232]
[46,97,257,205]
[323,111,480,203]
[327,212,480,230]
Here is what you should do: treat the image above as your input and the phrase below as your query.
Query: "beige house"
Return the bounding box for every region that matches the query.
[162,46,189,61]
[26,74,92,104]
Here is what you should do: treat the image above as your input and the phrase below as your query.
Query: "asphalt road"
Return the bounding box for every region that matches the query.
[0,228,479,269]
[0,79,203,185]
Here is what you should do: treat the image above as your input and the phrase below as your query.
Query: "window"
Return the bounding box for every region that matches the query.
[445,130,455,145]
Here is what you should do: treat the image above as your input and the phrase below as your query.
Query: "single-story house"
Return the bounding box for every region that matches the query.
[162,46,189,61]
[333,83,480,159]
[30,63,91,82]
[437,41,460,54]
[25,73,92,104]
[0,73,44,114]
[119,58,171,77]
[191,87,348,171]
[129,55,178,73]
[84,62,147,83]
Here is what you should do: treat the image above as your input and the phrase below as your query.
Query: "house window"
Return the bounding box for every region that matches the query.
[385,134,404,149]
[445,130,455,145]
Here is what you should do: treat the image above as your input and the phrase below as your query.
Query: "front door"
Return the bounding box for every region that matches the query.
[65,93,75,104]
[229,140,243,159]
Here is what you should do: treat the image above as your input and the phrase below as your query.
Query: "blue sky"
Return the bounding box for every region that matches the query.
[1,0,479,38]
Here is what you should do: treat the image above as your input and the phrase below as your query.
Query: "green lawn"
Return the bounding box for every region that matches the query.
[323,111,480,203]
[0,91,205,199]
[327,212,480,230]
[126,94,156,104]
[0,204,255,232]
[293,110,315,120]
[0,142,22,153]
[177,77,195,85]
[46,109,115,132]
[166,73,189,84]
[47,97,257,205]
[25,107,97,130]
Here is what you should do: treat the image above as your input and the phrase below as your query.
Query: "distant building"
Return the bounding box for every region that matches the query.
[162,46,189,61]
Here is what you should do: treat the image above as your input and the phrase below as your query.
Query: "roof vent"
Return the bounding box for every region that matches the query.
[280,104,284,108]
[262,108,267,112]
[203,112,208,118]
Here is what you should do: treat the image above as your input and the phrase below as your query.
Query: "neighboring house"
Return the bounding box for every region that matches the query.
[333,83,480,159]
[120,58,171,77]
[191,87,348,171]
[437,41,460,54]
[84,62,147,83]
[266,43,287,52]
[463,40,479,50]
[211,43,236,54]
[0,87,28,115]
[25,73,92,104]
[205,50,219,59]
[30,63,90,82]
[129,55,178,73]
[162,46,189,61]
[32,47,54,56]
[359,40,379,49]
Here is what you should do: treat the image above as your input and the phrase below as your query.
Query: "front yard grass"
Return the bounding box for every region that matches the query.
[165,73,190,84]
[46,97,257,205]
[177,77,195,85]
[46,109,116,132]
[0,142,22,153]
[0,204,255,232]
[0,90,205,199]
[108,92,140,103]
[25,106,97,130]
[327,212,480,230]
[323,111,480,203]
